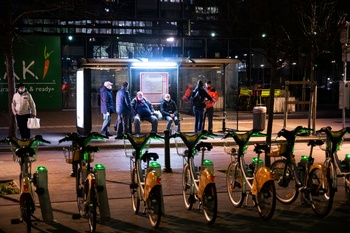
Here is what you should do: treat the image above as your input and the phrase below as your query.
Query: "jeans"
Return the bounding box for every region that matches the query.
[164,116,180,132]
[101,113,111,135]
[133,115,158,134]
[193,106,205,133]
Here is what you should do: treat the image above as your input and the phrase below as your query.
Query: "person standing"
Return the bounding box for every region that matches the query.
[160,93,180,133]
[204,80,218,134]
[11,83,37,139]
[131,91,158,134]
[191,80,213,133]
[100,81,115,137]
[62,80,70,108]
[115,81,131,138]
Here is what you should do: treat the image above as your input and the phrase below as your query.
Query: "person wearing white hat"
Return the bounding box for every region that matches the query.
[100,81,115,136]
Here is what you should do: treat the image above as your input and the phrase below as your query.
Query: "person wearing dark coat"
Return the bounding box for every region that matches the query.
[160,93,180,133]
[192,79,213,133]
[115,81,131,138]
[100,81,115,136]
[130,91,158,134]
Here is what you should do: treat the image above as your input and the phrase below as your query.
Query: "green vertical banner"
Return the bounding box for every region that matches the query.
[0,36,61,111]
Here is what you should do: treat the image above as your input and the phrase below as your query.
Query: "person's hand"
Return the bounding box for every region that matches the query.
[32,115,36,118]
[106,112,110,116]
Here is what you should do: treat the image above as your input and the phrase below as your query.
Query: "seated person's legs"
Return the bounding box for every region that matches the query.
[165,116,173,130]
[143,115,158,133]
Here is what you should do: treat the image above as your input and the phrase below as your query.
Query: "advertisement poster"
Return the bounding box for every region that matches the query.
[140,72,168,104]
[0,36,61,111]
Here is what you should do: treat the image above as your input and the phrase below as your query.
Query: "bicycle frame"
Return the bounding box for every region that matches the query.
[225,130,273,195]
[317,127,350,189]
[175,131,217,224]
[122,133,164,228]
[1,135,51,232]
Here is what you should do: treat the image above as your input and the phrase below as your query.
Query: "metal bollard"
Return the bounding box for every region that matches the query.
[94,164,110,220]
[34,166,54,222]
[163,129,172,173]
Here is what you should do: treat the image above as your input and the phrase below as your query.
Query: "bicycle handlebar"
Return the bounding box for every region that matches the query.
[58,132,108,146]
[316,126,350,145]
[173,130,213,149]
[123,132,164,151]
[1,135,51,148]
[276,126,311,140]
[223,129,266,147]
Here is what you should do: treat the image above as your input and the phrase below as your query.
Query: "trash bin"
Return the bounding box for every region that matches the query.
[253,106,266,131]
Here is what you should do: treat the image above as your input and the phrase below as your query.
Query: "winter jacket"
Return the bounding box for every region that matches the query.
[160,99,178,118]
[205,86,218,109]
[192,85,213,108]
[116,87,131,115]
[100,86,115,114]
[131,97,154,118]
[12,91,36,116]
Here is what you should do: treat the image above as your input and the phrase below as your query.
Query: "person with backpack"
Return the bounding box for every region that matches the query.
[191,79,213,133]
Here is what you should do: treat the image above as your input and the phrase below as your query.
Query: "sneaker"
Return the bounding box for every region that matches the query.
[106,132,113,137]
[115,135,124,140]
[70,171,76,177]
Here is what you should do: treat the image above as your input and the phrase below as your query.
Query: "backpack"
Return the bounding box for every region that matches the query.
[190,90,202,106]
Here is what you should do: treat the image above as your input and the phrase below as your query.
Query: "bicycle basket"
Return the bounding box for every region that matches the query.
[268,141,288,157]
[63,147,82,163]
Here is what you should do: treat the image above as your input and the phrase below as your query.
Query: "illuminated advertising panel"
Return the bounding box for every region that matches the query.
[140,72,168,104]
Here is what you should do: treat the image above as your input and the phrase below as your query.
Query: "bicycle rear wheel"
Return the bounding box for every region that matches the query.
[182,163,194,210]
[270,159,298,204]
[131,168,140,214]
[308,167,334,217]
[202,183,217,225]
[226,162,244,207]
[255,180,276,220]
[147,185,162,228]
[87,186,97,233]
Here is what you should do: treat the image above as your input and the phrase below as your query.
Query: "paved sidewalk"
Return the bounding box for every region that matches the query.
[0,109,349,151]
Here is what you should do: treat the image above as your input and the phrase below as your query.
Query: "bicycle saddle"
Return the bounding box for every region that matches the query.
[142,152,159,162]
[195,141,213,151]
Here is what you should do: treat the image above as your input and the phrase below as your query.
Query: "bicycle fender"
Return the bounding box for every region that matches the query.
[198,169,214,199]
[145,171,161,200]
[251,166,274,195]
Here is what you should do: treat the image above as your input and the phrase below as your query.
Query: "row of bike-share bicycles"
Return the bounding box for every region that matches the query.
[1,125,350,232]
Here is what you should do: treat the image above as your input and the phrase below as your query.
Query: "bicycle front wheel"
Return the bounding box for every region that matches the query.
[131,168,140,214]
[226,162,244,207]
[308,167,334,217]
[270,159,298,204]
[22,198,32,233]
[87,186,97,233]
[202,183,217,225]
[182,163,194,210]
[147,185,162,228]
[76,167,86,216]
[345,174,350,204]
[255,180,276,220]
